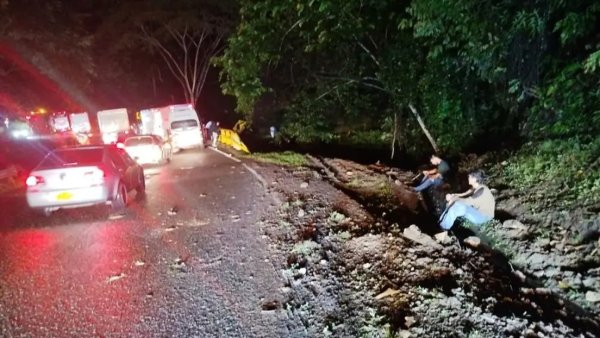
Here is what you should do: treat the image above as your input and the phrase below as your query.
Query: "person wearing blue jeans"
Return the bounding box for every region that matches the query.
[439,170,495,230]
[414,155,450,192]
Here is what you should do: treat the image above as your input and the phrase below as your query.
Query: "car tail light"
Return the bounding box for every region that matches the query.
[26,175,44,187]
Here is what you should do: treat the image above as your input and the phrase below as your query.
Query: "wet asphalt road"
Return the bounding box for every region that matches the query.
[0,148,294,337]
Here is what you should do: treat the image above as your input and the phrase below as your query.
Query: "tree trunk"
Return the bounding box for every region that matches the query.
[408,104,440,153]
[391,112,399,159]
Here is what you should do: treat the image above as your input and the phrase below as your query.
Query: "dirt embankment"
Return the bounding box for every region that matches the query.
[249,155,599,338]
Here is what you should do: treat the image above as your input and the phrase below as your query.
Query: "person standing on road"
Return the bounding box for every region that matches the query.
[413,154,450,192]
[439,170,495,230]
[209,121,220,147]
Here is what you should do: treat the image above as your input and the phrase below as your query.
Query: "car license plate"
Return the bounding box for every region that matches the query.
[56,192,73,201]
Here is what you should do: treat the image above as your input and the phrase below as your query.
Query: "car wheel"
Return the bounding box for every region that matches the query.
[135,174,146,200]
[112,182,127,212]
[34,207,53,217]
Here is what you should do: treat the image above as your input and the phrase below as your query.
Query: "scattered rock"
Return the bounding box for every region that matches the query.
[261,300,280,311]
[402,225,442,249]
[375,288,400,300]
[167,206,178,216]
[464,236,481,248]
[434,231,452,245]
[513,270,527,282]
[134,260,145,267]
[405,316,416,328]
[526,253,548,269]
[503,219,529,239]
[585,291,600,303]
[300,182,309,188]
[298,209,306,218]
[398,330,411,338]
[582,277,597,288]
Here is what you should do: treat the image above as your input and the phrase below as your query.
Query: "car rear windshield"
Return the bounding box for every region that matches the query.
[38,148,104,168]
[124,137,154,146]
[171,119,198,129]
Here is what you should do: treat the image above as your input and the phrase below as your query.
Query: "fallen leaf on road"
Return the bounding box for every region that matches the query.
[165,226,177,232]
[167,206,178,216]
[106,273,126,284]
[199,193,207,198]
[375,288,401,300]
[108,214,125,220]
[558,280,571,289]
[134,260,145,267]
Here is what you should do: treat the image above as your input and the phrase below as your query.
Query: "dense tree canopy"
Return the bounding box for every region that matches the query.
[218,0,600,155]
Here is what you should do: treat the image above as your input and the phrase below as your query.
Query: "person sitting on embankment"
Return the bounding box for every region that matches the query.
[439,170,495,230]
[413,154,450,192]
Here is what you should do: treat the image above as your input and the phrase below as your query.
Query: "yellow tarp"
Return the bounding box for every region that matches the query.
[218,129,250,153]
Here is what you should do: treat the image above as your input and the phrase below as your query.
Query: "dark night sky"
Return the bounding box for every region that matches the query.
[0,0,237,126]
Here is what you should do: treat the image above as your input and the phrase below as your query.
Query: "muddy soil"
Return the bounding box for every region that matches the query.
[248,156,599,338]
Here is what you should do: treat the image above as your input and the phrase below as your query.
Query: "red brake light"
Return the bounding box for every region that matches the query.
[26,175,44,187]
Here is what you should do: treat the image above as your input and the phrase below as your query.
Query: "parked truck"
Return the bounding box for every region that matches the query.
[69,112,91,134]
[139,108,169,140]
[50,113,70,133]
[68,112,92,144]
[139,104,203,150]
[97,108,129,144]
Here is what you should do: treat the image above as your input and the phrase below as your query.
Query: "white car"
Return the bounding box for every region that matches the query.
[120,135,173,165]
[26,145,145,215]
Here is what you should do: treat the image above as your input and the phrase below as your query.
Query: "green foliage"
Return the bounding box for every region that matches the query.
[245,151,307,166]
[219,0,600,156]
[291,240,320,256]
[502,137,600,207]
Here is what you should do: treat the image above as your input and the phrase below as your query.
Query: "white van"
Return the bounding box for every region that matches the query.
[159,104,203,150]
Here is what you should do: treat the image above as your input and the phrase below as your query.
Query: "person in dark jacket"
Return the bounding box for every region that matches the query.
[208,121,220,147]
[413,154,450,192]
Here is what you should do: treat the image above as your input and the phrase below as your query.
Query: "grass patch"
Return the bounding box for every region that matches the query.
[291,240,321,256]
[244,151,308,166]
[498,137,600,208]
